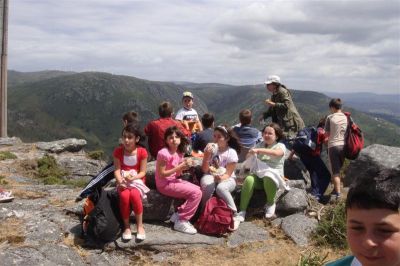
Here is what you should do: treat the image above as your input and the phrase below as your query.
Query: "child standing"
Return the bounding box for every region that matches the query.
[200,125,241,229]
[113,124,149,241]
[175,91,203,135]
[326,169,400,266]
[238,123,287,221]
[325,98,348,200]
[155,126,202,234]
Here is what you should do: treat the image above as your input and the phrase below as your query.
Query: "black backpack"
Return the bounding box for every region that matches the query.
[85,188,122,243]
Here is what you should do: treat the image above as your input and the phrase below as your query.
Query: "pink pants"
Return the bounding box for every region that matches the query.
[157,179,202,221]
[118,187,143,220]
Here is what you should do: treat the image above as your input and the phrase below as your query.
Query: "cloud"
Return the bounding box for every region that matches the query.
[7,0,400,94]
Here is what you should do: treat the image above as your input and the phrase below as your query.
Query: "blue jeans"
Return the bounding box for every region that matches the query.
[299,154,331,197]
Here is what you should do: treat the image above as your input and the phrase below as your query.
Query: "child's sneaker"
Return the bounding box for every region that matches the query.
[174,220,197,234]
[264,203,276,219]
[0,190,14,203]
[330,192,341,202]
[235,211,246,222]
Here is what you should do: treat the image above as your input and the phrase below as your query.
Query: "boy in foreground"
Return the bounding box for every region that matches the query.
[326,169,400,266]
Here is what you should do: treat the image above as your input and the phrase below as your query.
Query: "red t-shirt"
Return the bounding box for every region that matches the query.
[144,117,189,158]
[113,146,148,182]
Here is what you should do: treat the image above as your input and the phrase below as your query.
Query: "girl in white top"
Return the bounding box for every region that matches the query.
[201,125,241,229]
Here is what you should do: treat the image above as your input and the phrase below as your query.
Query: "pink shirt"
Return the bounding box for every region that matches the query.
[155,147,184,187]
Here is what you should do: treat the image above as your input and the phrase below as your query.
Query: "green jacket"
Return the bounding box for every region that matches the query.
[263,85,305,138]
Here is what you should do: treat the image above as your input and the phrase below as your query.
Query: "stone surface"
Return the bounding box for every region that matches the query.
[276,188,308,216]
[227,221,269,247]
[36,138,87,153]
[143,190,174,221]
[57,153,106,180]
[0,137,22,146]
[281,213,318,247]
[344,144,400,186]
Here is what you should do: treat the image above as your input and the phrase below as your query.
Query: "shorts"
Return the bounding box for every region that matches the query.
[328,145,345,176]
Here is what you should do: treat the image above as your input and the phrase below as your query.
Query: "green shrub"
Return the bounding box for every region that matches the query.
[298,250,329,266]
[0,151,17,160]
[312,201,347,249]
[36,154,69,185]
[87,150,105,160]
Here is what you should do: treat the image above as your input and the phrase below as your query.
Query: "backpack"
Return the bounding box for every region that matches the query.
[292,127,322,156]
[195,196,234,236]
[343,112,364,160]
[83,188,122,243]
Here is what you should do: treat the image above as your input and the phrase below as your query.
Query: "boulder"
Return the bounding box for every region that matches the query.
[0,137,22,146]
[281,213,318,246]
[143,190,174,221]
[276,188,308,216]
[36,138,87,153]
[56,154,106,180]
[344,144,400,186]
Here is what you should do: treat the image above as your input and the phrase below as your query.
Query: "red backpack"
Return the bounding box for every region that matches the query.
[195,196,234,236]
[343,112,364,160]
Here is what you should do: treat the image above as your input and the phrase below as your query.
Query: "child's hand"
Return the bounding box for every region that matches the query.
[249,148,258,155]
[265,98,275,106]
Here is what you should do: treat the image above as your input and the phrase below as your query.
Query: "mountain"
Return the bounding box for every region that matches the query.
[7,71,400,155]
[325,92,400,125]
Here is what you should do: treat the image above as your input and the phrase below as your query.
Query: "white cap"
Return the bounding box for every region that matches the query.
[264,75,281,85]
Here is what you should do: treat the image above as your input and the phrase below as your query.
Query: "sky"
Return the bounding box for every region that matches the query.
[8,0,400,94]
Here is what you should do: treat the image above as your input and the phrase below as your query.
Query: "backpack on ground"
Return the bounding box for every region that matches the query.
[195,196,234,236]
[292,127,322,156]
[82,187,122,243]
[343,112,364,160]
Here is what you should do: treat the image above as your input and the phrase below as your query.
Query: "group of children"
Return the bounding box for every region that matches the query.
[100,78,399,265]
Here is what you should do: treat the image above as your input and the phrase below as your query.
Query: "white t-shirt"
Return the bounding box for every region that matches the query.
[208,147,239,178]
[256,142,286,177]
[325,112,348,148]
[175,107,199,121]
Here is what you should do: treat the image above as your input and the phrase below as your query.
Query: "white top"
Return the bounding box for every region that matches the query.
[325,112,348,148]
[207,147,238,178]
[256,142,286,177]
[175,107,199,121]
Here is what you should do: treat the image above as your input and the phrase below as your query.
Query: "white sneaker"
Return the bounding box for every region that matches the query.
[232,219,240,231]
[264,203,276,219]
[174,220,197,234]
[235,211,246,222]
[169,212,179,223]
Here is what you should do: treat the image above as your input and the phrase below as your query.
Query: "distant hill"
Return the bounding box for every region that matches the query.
[325,92,400,125]
[7,70,400,155]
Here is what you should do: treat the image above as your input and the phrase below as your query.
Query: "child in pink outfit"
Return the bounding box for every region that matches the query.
[155,126,202,235]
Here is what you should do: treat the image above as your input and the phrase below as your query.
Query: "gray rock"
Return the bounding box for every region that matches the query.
[0,137,22,146]
[36,138,87,153]
[284,158,310,185]
[281,213,318,246]
[227,221,269,247]
[276,188,308,216]
[344,144,400,186]
[107,222,225,252]
[56,153,106,180]
[143,190,174,221]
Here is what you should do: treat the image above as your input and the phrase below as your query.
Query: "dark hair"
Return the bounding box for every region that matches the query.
[317,115,327,128]
[159,101,173,118]
[346,169,400,212]
[239,109,252,125]
[329,98,342,110]
[201,113,214,128]
[122,111,139,125]
[214,124,241,154]
[262,122,284,142]
[121,123,146,144]
[164,126,189,154]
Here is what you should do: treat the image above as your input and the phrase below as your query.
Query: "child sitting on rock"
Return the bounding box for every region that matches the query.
[113,124,149,241]
[155,126,202,235]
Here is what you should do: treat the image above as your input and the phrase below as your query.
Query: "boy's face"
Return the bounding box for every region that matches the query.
[347,207,400,266]
[182,97,193,109]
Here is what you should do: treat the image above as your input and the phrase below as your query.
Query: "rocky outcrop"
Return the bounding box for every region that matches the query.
[281,213,318,247]
[344,144,400,186]
[36,138,87,153]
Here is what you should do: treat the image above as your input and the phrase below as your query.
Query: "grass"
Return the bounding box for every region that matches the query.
[0,175,8,185]
[36,154,88,188]
[0,217,26,245]
[0,151,17,160]
[87,150,105,160]
[298,250,329,266]
[312,201,347,249]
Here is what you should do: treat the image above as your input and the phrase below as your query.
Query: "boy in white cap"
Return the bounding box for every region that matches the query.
[175,91,203,135]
